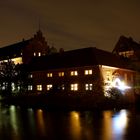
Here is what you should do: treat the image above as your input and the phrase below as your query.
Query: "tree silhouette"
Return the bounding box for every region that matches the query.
[0,60,29,96]
[0,60,16,96]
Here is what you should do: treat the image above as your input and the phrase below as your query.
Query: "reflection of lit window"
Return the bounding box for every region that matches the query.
[58,72,64,77]
[37,85,42,91]
[70,71,78,76]
[85,70,92,75]
[47,73,53,77]
[47,84,53,90]
[85,84,93,90]
[71,84,78,91]
[38,52,41,56]
[28,85,33,91]
[34,52,36,56]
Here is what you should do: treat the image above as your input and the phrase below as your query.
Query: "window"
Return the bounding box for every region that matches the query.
[85,70,92,75]
[106,71,111,81]
[59,84,65,90]
[71,84,78,91]
[70,71,78,76]
[47,73,53,77]
[85,84,93,90]
[34,52,36,56]
[1,82,7,90]
[58,72,64,77]
[119,50,134,58]
[11,83,15,91]
[28,74,33,78]
[37,85,42,91]
[38,52,41,56]
[47,84,53,90]
[61,84,65,90]
[28,85,33,91]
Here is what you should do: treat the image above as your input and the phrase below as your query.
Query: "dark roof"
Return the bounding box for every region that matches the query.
[29,47,132,71]
[112,36,140,53]
[0,39,30,59]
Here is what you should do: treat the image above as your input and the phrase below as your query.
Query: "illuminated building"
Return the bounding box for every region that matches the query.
[0,32,137,102]
[112,35,140,95]
[29,47,135,99]
[0,30,57,65]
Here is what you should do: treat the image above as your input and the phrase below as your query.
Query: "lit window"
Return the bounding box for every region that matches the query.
[11,57,22,65]
[1,82,7,90]
[47,84,53,90]
[28,85,33,91]
[28,74,33,78]
[47,73,53,77]
[34,52,36,56]
[85,84,93,90]
[11,83,15,91]
[70,71,78,76]
[58,72,64,77]
[71,84,78,91]
[85,70,92,75]
[119,50,134,58]
[106,71,111,81]
[38,52,41,56]
[37,85,42,91]
[61,84,65,90]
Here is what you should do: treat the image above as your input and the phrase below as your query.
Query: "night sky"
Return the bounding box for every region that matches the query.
[0,0,140,52]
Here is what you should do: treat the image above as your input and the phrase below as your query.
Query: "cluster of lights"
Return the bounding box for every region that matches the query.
[104,78,131,97]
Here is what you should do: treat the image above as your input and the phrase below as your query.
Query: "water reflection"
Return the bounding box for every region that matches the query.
[36,109,46,137]
[112,110,128,134]
[0,104,139,140]
[69,111,81,140]
[103,110,128,140]
[102,111,113,140]
[9,105,19,139]
[27,108,36,137]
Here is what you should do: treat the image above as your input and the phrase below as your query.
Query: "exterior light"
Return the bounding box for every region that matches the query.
[112,78,131,91]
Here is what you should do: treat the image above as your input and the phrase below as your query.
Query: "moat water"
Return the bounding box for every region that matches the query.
[0,104,139,140]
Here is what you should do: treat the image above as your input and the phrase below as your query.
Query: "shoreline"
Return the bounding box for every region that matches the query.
[0,94,134,111]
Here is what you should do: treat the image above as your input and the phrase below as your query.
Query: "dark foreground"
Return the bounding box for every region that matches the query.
[1,93,132,110]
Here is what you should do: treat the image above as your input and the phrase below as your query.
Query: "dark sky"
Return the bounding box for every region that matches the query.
[0,0,140,52]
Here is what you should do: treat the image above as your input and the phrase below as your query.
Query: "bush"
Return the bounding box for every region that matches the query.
[106,87,123,100]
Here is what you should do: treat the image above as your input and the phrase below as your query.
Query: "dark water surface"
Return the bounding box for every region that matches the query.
[0,105,140,140]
